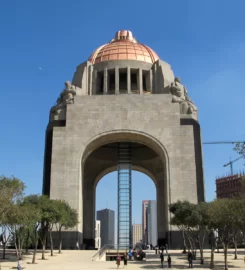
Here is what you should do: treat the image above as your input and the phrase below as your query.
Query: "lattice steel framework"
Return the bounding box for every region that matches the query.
[117,142,132,249]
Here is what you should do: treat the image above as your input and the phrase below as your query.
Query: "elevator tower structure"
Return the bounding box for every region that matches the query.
[117,143,132,249]
[43,30,205,249]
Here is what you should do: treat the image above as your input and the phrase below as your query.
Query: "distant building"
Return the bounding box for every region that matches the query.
[147,200,157,246]
[132,224,142,247]
[97,209,115,247]
[142,200,149,244]
[216,174,245,198]
[95,220,101,249]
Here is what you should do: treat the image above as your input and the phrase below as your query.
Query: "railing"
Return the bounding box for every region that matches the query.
[92,244,127,261]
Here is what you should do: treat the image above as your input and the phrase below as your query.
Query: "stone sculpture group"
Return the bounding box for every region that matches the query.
[50,77,197,121]
[170,77,197,117]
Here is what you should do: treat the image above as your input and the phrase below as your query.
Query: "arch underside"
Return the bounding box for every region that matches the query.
[82,131,170,247]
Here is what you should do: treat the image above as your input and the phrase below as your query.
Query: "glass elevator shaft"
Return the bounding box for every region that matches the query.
[117,142,132,249]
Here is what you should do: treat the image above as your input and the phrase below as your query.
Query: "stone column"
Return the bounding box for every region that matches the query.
[115,67,119,94]
[127,67,131,94]
[153,64,158,94]
[149,69,153,93]
[92,70,97,95]
[138,68,143,95]
[103,68,108,94]
[83,182,95,248]
[88,65,93,95]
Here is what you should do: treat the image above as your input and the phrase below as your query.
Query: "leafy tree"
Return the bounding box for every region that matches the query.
[170,201,209,264]
[6,204,35,260]
[22,195,42,264]
[208,199,236,270]
[0,225,11,259]
[0,176,25,222]
[53,200,79,253]
[170,201,195,253]
[46,199,60,257]
[24,195,53,260]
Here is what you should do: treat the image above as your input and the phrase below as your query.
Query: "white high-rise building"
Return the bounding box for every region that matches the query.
[95,220,101,249]
[132,224,142,247]
[147,200,157,246]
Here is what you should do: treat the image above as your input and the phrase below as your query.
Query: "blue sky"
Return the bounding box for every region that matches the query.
[1,0,245,224]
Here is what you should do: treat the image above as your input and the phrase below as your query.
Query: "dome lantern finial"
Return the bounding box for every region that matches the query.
[114,30,135,42]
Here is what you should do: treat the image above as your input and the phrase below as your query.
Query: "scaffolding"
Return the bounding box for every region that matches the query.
[117,142,132,249]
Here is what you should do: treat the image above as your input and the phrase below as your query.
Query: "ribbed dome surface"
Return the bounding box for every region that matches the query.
[89,30,159,64]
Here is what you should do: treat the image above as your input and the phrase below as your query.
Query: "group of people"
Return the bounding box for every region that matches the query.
[160,251,171,268]
[115,253,128,269]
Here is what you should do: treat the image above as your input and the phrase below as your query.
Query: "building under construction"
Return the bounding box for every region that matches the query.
[216,173,245,198]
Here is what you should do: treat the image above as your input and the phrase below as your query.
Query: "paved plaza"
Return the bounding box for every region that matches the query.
[1,249,245,270]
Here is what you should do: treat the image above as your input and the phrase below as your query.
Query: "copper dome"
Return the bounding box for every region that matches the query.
[89,30,159,64]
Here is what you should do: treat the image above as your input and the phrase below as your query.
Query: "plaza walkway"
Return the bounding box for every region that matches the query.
[0,249,245,269]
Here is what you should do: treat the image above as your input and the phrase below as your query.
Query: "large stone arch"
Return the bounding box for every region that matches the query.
[81,130,171,248]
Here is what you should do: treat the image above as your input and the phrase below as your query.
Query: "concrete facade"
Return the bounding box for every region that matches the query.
[147,200,157,246]
[95,220,101,249]
[96,209,115,247]
[142,200,149,245]
[43,30,205,249]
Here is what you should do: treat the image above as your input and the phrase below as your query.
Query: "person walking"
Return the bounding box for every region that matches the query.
[76,241,80,250]
[17,259,22,270]
[188,252,193,268]
[116,254,121,269]
[167,254,171,268]
[128,250,132,260]
[123,253,128,268]
[160,252,164,268]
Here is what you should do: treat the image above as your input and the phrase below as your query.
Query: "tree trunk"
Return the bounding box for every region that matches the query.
[18,237,22,260]
[224,244,228,270]
[42,239,46,260]
[58,229,62,254]
[234,239,237,259]
[198,234,205,265]
[50,230,54,256]
[25,231,30,253]
[182,231,187,253]
[200,248,204,264]
[2,243,6,260]
[14,239,19,259]
[210,246,215,269]
[32,235,38,264]
[41,231,47,260]
[209,233,216,269]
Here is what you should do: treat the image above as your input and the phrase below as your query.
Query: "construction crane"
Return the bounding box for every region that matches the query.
[202,141,244,175]
[203,141,245,145]
[223,156,243,175]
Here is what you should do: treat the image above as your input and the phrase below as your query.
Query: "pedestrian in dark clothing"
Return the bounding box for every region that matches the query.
[123,253,128,268]
[188,252,193,268]
[160,252,164,268]
[167,255,171,268]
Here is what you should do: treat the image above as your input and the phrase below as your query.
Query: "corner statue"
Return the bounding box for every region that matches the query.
[50,81,77,121]
[170,77,197,118]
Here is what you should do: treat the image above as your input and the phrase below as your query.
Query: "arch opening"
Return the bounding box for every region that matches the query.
[81,131,170,250]
[96,170,157,250]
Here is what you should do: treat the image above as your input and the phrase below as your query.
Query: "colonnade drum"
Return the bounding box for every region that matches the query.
[43,30,205,249]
